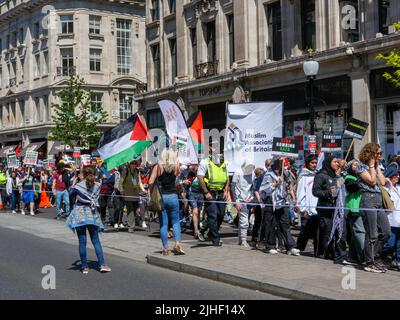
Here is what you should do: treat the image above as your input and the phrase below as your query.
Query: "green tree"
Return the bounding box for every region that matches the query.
[376,22,400,88]
[49,75,108,148]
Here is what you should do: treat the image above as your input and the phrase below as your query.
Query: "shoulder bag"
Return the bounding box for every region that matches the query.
[379,182,395,211]
[148,166,164,212]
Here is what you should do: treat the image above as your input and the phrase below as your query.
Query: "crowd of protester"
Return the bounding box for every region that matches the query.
[1,141,400,274]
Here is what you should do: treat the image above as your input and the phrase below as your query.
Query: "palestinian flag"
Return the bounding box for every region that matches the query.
[187,111,204,153]
[98,114,152,171]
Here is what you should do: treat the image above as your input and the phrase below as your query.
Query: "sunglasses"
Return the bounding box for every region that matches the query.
[376,152,383,156]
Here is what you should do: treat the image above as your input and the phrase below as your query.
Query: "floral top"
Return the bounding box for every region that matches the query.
[355,163,381,193]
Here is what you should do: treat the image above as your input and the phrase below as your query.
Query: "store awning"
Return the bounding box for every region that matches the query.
[0,145,17,158]
[19,141,47,158]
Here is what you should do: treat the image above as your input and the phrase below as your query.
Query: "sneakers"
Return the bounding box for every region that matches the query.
[374,260,388,272]
[21,210,25,215]
[197,232,205,242]
[141,221,148,229]
[364,263,386,273]
[30,211,35,216]
[119,224,125,229]
[11,210,16,214]
[128,228,135,233]
[287,248,300,256]
[269,249,278,255]
[240,242,250,248]
[114,224,119,229]
[82,268,89,275]
[100,265,112,273]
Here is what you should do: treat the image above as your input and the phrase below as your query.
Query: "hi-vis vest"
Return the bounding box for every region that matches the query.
[204,160,228,191]
[0,173,6,185]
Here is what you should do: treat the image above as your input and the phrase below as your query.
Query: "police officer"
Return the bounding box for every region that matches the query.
[198,140,230,246]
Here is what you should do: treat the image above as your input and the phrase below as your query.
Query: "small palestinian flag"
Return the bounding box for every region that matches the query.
[187,111,204,153]
[98,114,152,171]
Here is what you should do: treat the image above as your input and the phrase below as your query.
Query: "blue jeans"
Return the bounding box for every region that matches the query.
[383,227,400,263]
[159,194,181,249]
[10,191,20,211]
[76,225,105,268]
[56,190,70,217]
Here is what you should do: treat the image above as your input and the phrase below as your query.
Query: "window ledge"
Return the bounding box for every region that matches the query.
[32,39,40,44]
[42,74,49,79]
[164,12,176,22]
[57,33,75,40]
[146,20,160,28]
[89,71,104,75]
[89,34,105,41]
[33,76,41,81]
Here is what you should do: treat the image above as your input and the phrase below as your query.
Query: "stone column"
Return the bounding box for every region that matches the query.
[176,1,188,82]
[233,0,249,67]
[328,0,341,48]
[315,0,327,51]
[350,71,372,156]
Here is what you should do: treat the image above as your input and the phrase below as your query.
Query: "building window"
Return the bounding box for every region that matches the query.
[226,14,235,66]
[119,94,132,122]
[340,0,359,43]
[43,95,49,122]
[60,48,74,76]
[378,0,390,34]
[90,93,103,120]
[0,67,2,88]
[191,28,197,77]
[33,22,40,39]
[11,31,17,48]
[34,54,40,78]
[151,0,160,21]
[147,109,165,129]
[6,35,10,49]
[267,2,283,61]
[169,38,177,83]
[18,28,24,45]
[20,58,25,81]
[43,51,49,75]
[116,19,132,75]
[35,97,40,123]
[60,15,74,34]
[151,44,161,88]
[89,15,101,34]
[90,48,102,72]
[206,21,216,62]
[19,99,25,126]
[168,0,176,14]
[301,0,316,50]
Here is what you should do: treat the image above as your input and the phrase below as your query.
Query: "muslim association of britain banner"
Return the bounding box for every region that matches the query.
[158,100,198,165]
[225,102,283,173]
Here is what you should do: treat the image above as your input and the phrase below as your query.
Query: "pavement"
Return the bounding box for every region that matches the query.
[1,209,400,300]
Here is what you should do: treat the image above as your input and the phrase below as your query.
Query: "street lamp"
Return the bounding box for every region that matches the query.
[303,49,319,135]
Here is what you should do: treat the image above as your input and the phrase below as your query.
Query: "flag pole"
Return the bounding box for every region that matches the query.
[344,139,355,162]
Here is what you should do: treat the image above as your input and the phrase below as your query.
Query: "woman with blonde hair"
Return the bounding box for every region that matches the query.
[149,149,185,256]
[356,143,391,273]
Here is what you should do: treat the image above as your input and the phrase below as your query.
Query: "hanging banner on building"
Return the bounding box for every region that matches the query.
[7,153,19,169]
[272,137,300,158]
[344,118,369,140]
[24,150,38,166]
[304,135,317,155]
[81,154,91,166]
[394,111,400,156]
[225,102,283,173]
[158,99,198,165]
[321,132,342,152]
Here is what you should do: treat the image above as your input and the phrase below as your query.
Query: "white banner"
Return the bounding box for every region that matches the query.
[225,102,283,173]
[157,100,198,165]
[394,111,400,156]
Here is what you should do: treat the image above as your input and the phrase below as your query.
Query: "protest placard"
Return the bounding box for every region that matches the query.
[321,132,342,152]
[272,137,300,158]
[303,135,317,155]
[344,118,369,140]
[81,154,91,166]
[7,153,19,169]
[24,150,38,166]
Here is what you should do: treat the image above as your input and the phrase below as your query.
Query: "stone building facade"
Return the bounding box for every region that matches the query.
[0,0,146,154]
[137,0,400,158]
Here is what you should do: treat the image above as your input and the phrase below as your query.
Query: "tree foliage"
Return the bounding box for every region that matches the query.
[376,22,400,89]
[49,75,108,147]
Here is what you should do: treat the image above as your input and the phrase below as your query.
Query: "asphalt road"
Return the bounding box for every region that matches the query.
[0,226,284,300]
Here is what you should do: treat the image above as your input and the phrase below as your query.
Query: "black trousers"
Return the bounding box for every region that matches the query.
[204,191,225,245]
[252,205,265,242]
[297,214,319,256]
[318,209,347,263]
[274,207,296,251]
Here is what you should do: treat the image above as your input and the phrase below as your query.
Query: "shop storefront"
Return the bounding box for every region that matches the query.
[373,68,400,161]
[252,76,353,159]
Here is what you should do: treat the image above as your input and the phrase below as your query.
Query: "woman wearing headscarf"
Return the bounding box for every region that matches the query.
[312,156,347,263]
[66,166,111,274]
